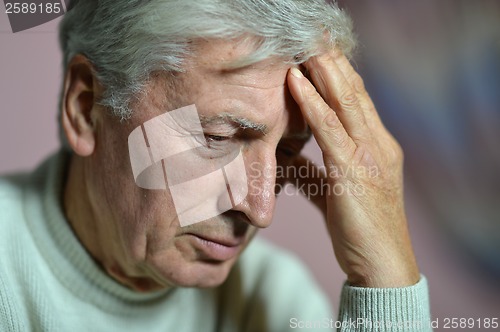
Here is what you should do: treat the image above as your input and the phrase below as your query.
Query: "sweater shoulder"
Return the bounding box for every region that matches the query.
[0,172,35,332]
[237,236,318,286]
[220,237,332,331]
[239,237,331,308]
[0,172,29,202]
[0,172,32,234]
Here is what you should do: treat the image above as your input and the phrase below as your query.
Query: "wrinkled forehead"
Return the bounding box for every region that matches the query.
[146,38,307,140]
[183,38,291,87]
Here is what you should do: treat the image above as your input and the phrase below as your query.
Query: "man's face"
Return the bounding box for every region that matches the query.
[86,39,309,291]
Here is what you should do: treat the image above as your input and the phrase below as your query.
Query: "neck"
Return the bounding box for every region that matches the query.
[63,155,104,269]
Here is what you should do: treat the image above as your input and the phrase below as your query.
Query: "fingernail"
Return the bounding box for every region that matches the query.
[290,67,303,78]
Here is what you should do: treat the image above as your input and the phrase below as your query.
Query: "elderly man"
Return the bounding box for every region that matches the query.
[0,0,431,331]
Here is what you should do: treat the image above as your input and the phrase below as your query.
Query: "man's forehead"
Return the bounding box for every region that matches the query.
[170,38,309,140]
[187,39,289,84]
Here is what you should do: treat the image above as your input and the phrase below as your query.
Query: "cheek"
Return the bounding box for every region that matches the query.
[91,122,180,252]
[123,189,180,260]
[135,190,179,234]
[96,169,180,262]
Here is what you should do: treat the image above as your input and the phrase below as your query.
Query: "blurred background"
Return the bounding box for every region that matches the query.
[1,1,499,330]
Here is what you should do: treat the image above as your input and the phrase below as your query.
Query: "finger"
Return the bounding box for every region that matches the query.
[304,55,370,142]
[330,50,386,134]
[287,68,356,166]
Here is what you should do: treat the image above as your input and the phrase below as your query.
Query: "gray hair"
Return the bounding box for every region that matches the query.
[58,0,355,148]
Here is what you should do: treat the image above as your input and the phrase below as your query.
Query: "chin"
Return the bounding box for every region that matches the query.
[139,228,252,289]
[171,259,238,288]
[143,252,239,290]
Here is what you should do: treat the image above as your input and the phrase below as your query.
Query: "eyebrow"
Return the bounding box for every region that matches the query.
[199,114,268,133]
[199,114,311,141]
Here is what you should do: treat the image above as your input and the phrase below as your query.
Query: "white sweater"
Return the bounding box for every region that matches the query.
[0,152,432,331]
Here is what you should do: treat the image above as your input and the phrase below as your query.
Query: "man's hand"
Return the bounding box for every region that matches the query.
[286,51,420,288]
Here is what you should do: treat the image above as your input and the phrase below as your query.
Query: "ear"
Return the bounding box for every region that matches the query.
[61,55,98,157]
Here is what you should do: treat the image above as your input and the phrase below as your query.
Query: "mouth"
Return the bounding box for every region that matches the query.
[186,233,244,262]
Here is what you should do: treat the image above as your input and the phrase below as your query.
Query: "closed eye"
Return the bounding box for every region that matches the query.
[205,134,230,143]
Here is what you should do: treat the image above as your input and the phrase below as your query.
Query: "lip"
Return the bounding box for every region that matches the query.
[187,233,243,261]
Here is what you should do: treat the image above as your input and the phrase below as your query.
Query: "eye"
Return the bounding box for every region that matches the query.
[203,134,233,149]
[205,134,230,143]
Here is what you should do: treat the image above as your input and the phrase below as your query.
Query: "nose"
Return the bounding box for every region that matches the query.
[233,145,277,228]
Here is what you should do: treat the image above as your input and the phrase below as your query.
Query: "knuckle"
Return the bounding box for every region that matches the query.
[319,112,351,150]
[395,145,404,163]
[339,91,358,109]
[391,140,404,160]
[321,110,341,130]
[352,74,366,93]
[385,141,404,167]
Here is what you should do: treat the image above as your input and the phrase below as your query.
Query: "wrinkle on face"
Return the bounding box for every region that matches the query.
[85,37,312,291]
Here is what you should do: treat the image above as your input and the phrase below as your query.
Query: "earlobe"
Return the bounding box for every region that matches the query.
[62,55,97,157]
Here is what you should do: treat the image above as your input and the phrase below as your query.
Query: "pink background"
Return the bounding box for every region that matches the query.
[1,9,498,330]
